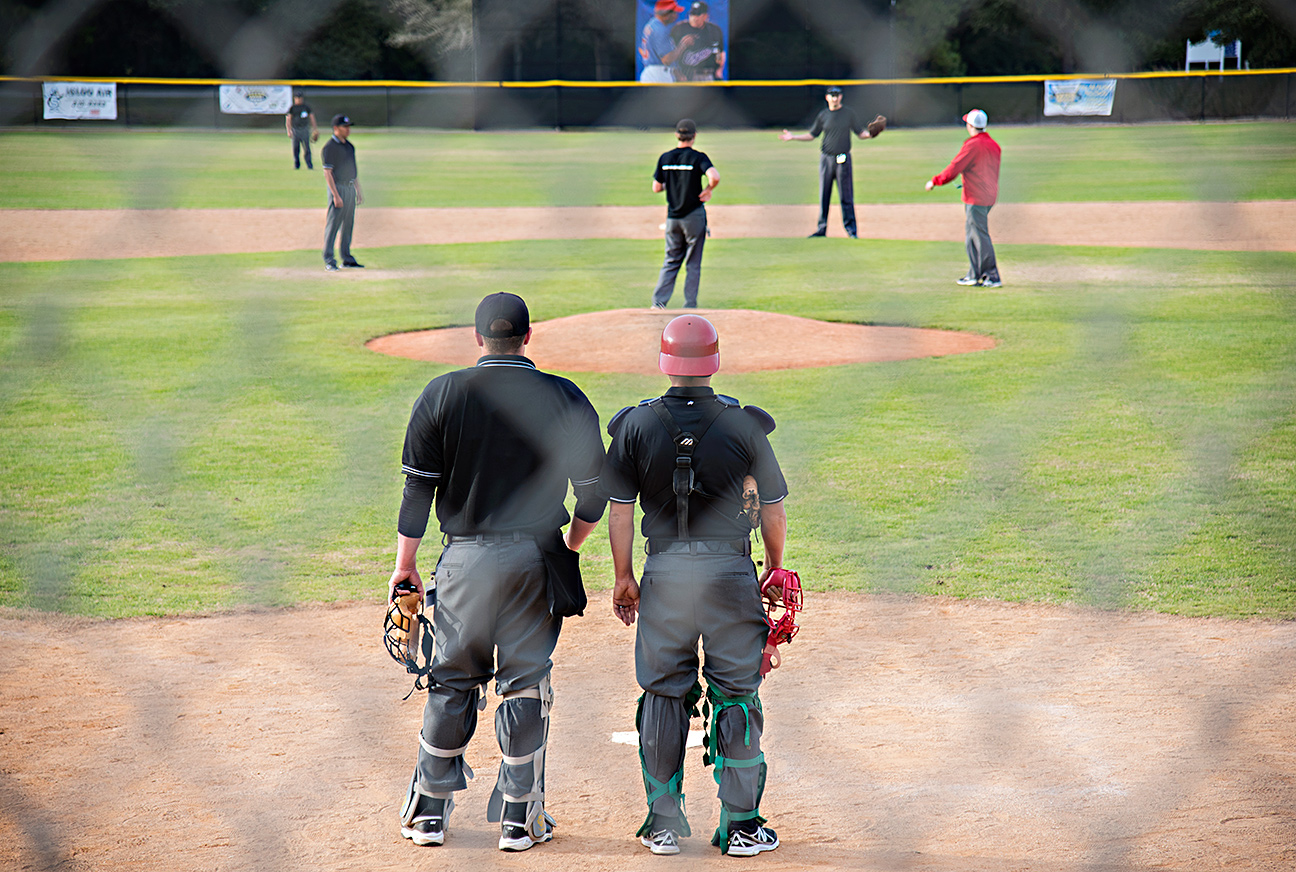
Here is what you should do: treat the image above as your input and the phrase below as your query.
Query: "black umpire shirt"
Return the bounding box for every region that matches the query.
[321,135,357,184]
[288,102,312,131]
[399,355,606,538]
[600,386,788,541]
[654,146,715,219]
[808,107,864,156]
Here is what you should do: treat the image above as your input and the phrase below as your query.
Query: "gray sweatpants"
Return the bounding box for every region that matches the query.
[651,206,708,308]
[636,547,768,818]
[408,537,559,804]
[964,203,1000,282]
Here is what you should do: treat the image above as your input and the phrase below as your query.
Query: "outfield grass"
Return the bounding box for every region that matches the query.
[2,235,1294,620]
[4,121,1296,210]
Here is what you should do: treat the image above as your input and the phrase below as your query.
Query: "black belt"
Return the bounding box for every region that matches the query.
[444,532,536,545]
[646,538,750,555]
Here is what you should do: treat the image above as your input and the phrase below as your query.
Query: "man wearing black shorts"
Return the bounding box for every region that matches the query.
[392,292,607,853]
[779,86,880,239]
[321,113,364,271]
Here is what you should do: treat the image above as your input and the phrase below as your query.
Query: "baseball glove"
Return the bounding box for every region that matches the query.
[867,115,887,138]
[741,474,760,529]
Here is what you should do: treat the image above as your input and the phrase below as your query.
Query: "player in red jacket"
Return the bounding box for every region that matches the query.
[926,109,1003,288]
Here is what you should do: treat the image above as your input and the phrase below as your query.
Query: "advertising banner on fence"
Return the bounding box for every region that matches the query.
[1044,79,1117,116]
[219,84,292,115]
[636,0,729,82]
[43,82,117,120]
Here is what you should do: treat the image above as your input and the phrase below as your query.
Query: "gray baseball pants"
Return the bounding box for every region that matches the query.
[636,545,768,818]
[964,203,1000,282]
[651,206,708,308]
[408,536,559,804]
[322,181,357,267]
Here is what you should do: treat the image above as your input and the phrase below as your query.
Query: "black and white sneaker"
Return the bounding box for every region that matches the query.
[980,276,1003,288]
[956,275,980,286]
[726,824,778,857]
[325,263,339,271]
[499,821,552,852]
[641,828,681,855]
[401,798,446,846]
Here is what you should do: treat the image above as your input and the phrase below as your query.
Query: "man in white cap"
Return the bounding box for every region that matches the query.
[925,108,1003,287]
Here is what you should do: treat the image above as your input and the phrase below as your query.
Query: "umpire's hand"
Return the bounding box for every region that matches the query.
[612,574,640,626]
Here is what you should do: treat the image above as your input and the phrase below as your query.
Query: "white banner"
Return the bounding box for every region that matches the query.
[43,82,117,120]
[1044,79,1117,116]
[219,84,292,115]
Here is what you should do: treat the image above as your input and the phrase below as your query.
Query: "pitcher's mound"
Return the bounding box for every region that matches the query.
[366,308,996,373]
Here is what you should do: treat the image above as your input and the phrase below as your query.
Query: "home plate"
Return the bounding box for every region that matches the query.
[612,731,705,747]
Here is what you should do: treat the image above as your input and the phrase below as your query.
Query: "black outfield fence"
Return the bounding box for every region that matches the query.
[2,71,1293,131]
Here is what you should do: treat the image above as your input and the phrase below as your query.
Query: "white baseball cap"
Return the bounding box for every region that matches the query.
[963,109,988,129]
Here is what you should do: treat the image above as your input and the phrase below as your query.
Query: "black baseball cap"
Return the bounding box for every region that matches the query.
[676,118,697,138]
[826,86,843,95]
[689,1,708,13]
[475,292,530,338]
[331,113,352,127]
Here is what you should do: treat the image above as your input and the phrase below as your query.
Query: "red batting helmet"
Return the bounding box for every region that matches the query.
[659,315,720,376]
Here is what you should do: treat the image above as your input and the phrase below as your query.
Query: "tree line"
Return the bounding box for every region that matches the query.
[3,0,1293,82]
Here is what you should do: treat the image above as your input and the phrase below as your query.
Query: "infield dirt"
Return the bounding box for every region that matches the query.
[2,204,1295,871]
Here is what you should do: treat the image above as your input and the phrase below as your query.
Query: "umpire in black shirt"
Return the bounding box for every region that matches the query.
[321,113,364,270]
[391,292,607,853]
[779,86,879,238]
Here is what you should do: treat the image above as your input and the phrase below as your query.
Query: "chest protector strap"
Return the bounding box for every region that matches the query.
[648,397,728,540]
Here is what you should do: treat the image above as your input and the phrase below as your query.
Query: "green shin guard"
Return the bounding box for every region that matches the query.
[702,685,767,854]
[634,690,698,838]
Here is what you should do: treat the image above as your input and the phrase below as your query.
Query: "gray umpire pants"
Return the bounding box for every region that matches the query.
[636,545,768,818]
[291,130,313,168]
[965,203,1000,282]
[651,206,707,308]
[322,181,357,267]
[409,536,559,803]
[817,152,857,236]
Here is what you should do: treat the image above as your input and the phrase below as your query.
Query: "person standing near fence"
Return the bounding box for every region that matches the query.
[925,109,1003,288]
[779,86,885,239]
[285,91,317,169]
[650,118,719,309]
[321,114,364,271]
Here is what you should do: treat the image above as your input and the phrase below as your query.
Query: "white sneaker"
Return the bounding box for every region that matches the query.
[956,275,980,286]
[981,277,1003,288]
[726,825,779,857]
[499,821,553,852]
[641,828,681,855]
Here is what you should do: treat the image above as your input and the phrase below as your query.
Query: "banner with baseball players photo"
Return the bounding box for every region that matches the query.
[1043,79,1117,116]
[219,84,292,115]
[42,82,117,120]
[636,0,729,83]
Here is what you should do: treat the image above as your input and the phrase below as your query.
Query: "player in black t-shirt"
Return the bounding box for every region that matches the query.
[669,1,725,81]
[779,85,880,238]
[284,91,317,169]
[650,118,720,309]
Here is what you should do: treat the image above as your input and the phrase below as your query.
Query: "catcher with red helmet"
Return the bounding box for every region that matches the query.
[601,314,794,857]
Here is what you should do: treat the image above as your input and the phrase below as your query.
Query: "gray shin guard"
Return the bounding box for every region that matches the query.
[486,675,554,839]
[400,772,455,828]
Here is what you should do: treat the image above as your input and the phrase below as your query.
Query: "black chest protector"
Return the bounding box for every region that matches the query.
[646,396,731,540]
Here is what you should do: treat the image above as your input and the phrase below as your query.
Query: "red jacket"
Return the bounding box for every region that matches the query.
[931,132,1001,206]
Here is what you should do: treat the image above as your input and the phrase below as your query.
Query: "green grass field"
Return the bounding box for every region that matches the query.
[2,124,1295,620]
